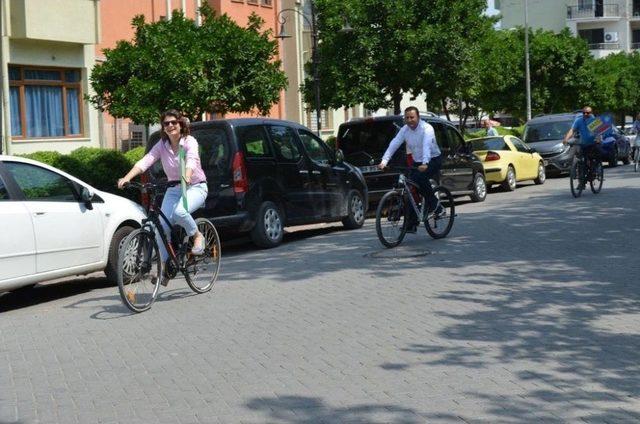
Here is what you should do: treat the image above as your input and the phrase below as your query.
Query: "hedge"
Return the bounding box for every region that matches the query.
[20,147,144,200]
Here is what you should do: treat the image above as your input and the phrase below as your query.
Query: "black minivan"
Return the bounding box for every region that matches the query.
[336,115,487,207]
[145,118,368,248]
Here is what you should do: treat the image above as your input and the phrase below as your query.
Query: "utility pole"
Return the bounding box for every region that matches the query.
[525,0,532,121]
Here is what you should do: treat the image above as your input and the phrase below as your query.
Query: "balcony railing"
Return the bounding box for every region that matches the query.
[588,42,620,49]
[567,4,620,19]
[632,42,640,49]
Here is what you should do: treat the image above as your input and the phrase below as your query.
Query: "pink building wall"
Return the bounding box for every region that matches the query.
[97,0,283,138]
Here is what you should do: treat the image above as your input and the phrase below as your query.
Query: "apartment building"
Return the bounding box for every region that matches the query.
[1,0,102,155]
[496,0,640,59]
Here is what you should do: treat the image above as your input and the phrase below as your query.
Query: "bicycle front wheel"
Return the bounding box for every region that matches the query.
[117,229,162,313]
[634,149,640,172]
[570,160,584,198]
[425,187,455,239]
[184,218,221,293]
[376,191,408,248]
[590,160,603,194]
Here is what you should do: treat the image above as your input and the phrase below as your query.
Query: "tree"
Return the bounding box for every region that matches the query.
[304,0,494,114]
[471,27,593,121]
[88,4,287,124]
[586,52,640,125]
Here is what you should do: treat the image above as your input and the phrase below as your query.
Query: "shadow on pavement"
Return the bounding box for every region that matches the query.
[244,395,429,424]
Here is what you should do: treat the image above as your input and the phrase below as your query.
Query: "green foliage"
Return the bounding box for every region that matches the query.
[584,52,640,123]
[124,146,146,165]
[88,4,287,124]
[20,148,134,197]
[468,28,593,121]
[306,0,495,114]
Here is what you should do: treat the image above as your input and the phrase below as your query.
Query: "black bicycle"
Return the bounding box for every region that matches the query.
[568,142,603,198]
[118,181,221,313]
[375,167,455,248]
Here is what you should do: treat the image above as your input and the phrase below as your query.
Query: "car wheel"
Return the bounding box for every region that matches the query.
[609,148,618,167]
[341,190,365,229]
[469,173,487,202]
[250,201,284,248]
[105,225,135,283]
[534,161,546,185]
[501,166,517,191]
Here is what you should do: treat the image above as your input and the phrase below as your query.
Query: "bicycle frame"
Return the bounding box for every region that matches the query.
[395,173,426,219]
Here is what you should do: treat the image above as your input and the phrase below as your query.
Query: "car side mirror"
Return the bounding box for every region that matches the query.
[335,148,345,163]
[81,186,94,210]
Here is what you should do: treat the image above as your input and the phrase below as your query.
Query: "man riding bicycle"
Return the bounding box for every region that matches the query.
[378,106,442,233]
[563,106,605,185]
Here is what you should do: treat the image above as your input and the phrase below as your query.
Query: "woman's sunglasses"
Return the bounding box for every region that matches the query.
[163,120,179,127]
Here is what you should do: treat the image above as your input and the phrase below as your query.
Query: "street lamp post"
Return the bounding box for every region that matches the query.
[525,0,532,121]
[277,2,352,137]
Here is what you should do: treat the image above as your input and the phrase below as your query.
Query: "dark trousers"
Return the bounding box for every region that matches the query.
[408,155,442,224]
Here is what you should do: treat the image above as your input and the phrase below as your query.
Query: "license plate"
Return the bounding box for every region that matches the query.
[359,165,379,173]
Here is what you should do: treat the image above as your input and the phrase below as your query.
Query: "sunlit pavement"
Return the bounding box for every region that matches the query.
[2,165,640,423]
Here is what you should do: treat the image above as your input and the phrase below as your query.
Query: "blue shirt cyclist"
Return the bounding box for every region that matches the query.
[569,109,597,145]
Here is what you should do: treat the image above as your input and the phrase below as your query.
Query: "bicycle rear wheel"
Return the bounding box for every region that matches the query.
[424,187,455,239]
[117,229,162,313]
[376,191,408,248]
[184,218,221,293]
[590,160,603,194]
[570,160,584,198]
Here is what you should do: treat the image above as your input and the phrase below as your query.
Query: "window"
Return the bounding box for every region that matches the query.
[0,176,9,200]
[9,66,83,139]
[192,128,230,178]
[261,0,272,5]
[236,126,273,159]
[471,137,508,151]
[268,126,302,162]
[432,123,449,151]
[578,28,604,45]
[298,129,331,165]
[444,126,463,152]
[5,162,79,201]
[511,137,530,153]
[247,0,258,4]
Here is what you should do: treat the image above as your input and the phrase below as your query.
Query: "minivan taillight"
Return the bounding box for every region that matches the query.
[485,151,501,161]
[232,151,249,194]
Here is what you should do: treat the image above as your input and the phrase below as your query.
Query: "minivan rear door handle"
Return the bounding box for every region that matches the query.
[299,170,309,174]
[311,170,321,175]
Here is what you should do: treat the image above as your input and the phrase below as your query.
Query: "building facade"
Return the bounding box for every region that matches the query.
[496,0,640,59]
[1,0,102,155]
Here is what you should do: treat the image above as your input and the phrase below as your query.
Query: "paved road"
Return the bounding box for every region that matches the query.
[2,165,640,424]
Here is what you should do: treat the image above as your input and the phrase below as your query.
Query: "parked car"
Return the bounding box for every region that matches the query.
[145,118,368,248]
[335,115,487,207]
[522,112,577,174]
[0,156,145,294]
[600,125,631,167]
[469,135,546,190]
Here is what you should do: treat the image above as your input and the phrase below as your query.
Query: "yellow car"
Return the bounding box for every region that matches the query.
[469,135,546,191]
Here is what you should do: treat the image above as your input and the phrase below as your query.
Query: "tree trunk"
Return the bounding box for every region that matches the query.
[393,91,402,115]
[442,98,451,122]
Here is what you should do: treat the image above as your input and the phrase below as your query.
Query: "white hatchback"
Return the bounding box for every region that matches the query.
[0,155,146,293]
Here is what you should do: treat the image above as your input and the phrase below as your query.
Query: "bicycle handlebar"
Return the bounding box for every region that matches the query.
[121,180,180,192]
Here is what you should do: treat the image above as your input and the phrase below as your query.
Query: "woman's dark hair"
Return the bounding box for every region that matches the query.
[160,109,190,140]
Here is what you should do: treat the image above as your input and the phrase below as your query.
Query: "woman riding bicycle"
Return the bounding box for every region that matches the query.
[118,109,208,256]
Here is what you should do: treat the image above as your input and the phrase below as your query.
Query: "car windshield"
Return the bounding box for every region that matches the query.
[523,120,573,143]
[470,137,507,151]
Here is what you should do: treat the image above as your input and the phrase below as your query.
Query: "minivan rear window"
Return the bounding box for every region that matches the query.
[236,125,273,159]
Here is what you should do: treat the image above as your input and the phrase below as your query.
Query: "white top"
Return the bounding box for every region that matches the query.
[381,120,441,166]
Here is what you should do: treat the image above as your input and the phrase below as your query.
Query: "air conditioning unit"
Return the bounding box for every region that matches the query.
[605,31,619,43]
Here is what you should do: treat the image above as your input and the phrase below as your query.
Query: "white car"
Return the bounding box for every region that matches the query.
[0,155,146,293]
